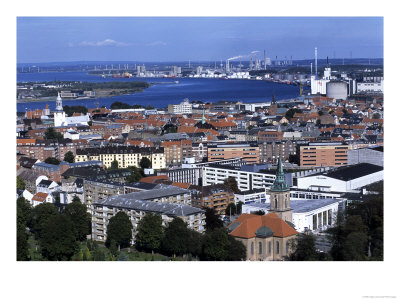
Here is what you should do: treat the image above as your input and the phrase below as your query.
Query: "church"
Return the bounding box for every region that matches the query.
[227,157,298,261]
[54,92,90,127]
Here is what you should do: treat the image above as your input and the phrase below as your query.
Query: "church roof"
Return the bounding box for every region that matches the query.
[228,213,298,239]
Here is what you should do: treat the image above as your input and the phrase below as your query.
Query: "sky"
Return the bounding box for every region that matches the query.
[17,17,383,63]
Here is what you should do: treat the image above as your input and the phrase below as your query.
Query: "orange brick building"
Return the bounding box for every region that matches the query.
[299,142,350,167]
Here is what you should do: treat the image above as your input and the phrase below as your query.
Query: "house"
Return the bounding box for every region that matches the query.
[36,179,60,194]
[31,192,54,207]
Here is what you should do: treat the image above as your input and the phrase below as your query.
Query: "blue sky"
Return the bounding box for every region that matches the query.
[17,17,383,63]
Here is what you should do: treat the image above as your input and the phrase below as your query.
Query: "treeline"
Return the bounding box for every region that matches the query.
[17,197,91,261]
[104,207,246,261]
[110,101,154,110]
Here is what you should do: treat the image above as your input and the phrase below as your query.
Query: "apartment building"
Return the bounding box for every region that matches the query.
[207,143,260,164]
[191,184,235,215]
[258,140,296,163]
[257,130,284,142]
[91,192,204,243]
[167,98,193,114]
[75,146,166,169]
[298,142,350,167]
[162,140,192,166]
[203,164,282,192]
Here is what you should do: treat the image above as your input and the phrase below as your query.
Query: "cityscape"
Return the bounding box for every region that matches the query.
[13,14,391,299]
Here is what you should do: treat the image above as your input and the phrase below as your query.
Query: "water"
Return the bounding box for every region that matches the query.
[17,71,300,112]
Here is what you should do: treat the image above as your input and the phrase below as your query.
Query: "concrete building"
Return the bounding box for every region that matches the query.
[348,146,383,167]
[75,146,165,170]
[54,92,90,127]
[191,184,235,215]
[162,140,192,166]
[91,193,205,243]
[234,188,268,205]
[203,164,284,192]
[357,81,384,93]
[298,142,350,167]
[168,98,193,114]
[296,163,383,193]
[207,143,260,164]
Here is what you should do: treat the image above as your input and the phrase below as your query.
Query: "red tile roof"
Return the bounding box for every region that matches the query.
[139,175,169,184]
[228,213,298,238]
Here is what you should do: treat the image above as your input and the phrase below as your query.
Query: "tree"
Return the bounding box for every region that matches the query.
[40,214,79,261]
[225,203,237,216]
[139,157,152,169]
[30,203,58,239]
[204,208,223,232]
[44,157,60,165]
[110,160,119,170]
[236,201,243,215]
[17,176,25,190]
[126,166,143,183]
[109,240,119,257]
[44,127,63,140]
[202,227,230,261]
[63,151,75,163]
[372,113,381,119]
[223,177,240,193]
[63,201,90,241]
[289,233,320,261]
[227,235,247,261]
[161,217,191,257]
[17,222,29,261]
[285,108,302,120]
[135,213,163,253]
[106,211,133,249]
[17,197,32,227]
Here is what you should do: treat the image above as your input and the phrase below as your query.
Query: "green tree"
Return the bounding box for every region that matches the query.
[289,233,320,261]
[139,157,152,169]
[223,177,240,193]
[227,235,246,261]
[109,240,119,257]
[63,201,90,241]
[236,201,243,215]
[30,203,58,239]
[44,127,63,140]
[92,248,106,261]
[135,213,163,253]
[126,166,143,183]
[44,157,60,165]
[17,176,26,190]
[63,151,75,163]
[187,230,203,258]
[40,214,79,261]
[17,197,32,227]
[372,113,380,119]
[204,208,223,232]
[225,203,236,216]
[110,160,119,170]
[202,227,230,261]
[161,217,191,257]
[106,211,133,249]
[17,222,29,261]
[118,252,129,261]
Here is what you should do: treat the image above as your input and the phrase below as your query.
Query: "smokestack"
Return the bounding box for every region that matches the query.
[327,56,329,66]
[310,63,313,78]
[315,47,318,80]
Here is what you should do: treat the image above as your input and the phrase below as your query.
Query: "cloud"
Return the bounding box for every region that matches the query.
[73,39,131,47]
[147,41,167,46]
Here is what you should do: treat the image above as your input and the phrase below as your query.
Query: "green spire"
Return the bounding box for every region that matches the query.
[270,157,289,192]
[202,108,206,124]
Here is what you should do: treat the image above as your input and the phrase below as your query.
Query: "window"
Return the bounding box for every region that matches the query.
[268,241,271,255]
[276,241,280,254]
[251,242,254,255]
[259,242,262,254]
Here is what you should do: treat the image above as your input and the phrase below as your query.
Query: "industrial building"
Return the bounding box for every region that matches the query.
[347,146,383,167]
[296,163,383,193]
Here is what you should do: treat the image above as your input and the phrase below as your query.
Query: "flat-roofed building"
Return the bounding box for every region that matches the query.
[347,146,383,167]
[208,143,260,164]
[92,192,204,243]
[190,184,235,215]
[298,142,350,167]
[296,163,383,193]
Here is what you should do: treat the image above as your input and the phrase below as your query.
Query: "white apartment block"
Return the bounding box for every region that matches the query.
[168,98,193,114]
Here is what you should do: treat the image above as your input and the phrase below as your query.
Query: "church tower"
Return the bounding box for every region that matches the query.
[268,157,292,222]
[54,92,66,127]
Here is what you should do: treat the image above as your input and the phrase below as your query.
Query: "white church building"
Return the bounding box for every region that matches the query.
[54,92,90,127]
